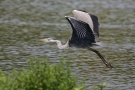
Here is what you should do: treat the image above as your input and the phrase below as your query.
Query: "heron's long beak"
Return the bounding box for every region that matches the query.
[37,39,47,42]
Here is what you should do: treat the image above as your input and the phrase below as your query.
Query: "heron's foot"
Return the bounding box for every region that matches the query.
[106,63,113,68]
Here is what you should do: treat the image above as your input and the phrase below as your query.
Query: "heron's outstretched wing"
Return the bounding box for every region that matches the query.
[65,16,95,48]
[72,10,99,41]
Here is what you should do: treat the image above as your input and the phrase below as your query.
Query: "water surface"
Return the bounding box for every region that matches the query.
[0,0,135,89]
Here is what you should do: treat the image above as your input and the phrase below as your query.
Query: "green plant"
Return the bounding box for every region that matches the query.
[91,82,109,90]
[0,57,109,90]
[0,57,84,90]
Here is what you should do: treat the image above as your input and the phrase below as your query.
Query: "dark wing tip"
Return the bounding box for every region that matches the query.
[65,16,70,19]
[65,16,73,22]
[65,16,73,26]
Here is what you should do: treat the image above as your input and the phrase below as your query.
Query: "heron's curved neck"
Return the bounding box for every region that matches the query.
[54,40,69,49]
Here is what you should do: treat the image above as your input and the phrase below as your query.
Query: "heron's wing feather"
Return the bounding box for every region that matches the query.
[65,16,95,48]
[72,10,99,41]
[89,14,99,37]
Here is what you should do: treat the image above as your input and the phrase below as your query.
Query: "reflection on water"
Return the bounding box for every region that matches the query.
[0,0,135,89]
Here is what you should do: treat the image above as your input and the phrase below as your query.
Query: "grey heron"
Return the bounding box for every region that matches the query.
[38,10,113,68]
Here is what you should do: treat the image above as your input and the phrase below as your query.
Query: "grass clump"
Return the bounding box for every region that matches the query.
[91,82,109,90]
[0,57,84,90]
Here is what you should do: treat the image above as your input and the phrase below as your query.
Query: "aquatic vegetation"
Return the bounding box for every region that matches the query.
[0,57,108,90]
[91,82,109,90]
[0,57,84,90]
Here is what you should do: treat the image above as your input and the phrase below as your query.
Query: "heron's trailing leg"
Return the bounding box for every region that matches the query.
[87,47,113,68]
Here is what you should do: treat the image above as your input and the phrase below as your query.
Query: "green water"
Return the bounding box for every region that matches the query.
[0,0,135,89]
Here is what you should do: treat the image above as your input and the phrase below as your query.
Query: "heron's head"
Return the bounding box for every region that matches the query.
[38,38,55,42]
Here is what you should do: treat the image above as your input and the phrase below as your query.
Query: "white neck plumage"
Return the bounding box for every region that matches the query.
[51,40,69,49]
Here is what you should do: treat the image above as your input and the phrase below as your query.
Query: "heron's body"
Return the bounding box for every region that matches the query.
[38,10,113,68]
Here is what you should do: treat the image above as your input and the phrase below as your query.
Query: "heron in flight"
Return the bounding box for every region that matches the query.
[38,10,113,68]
